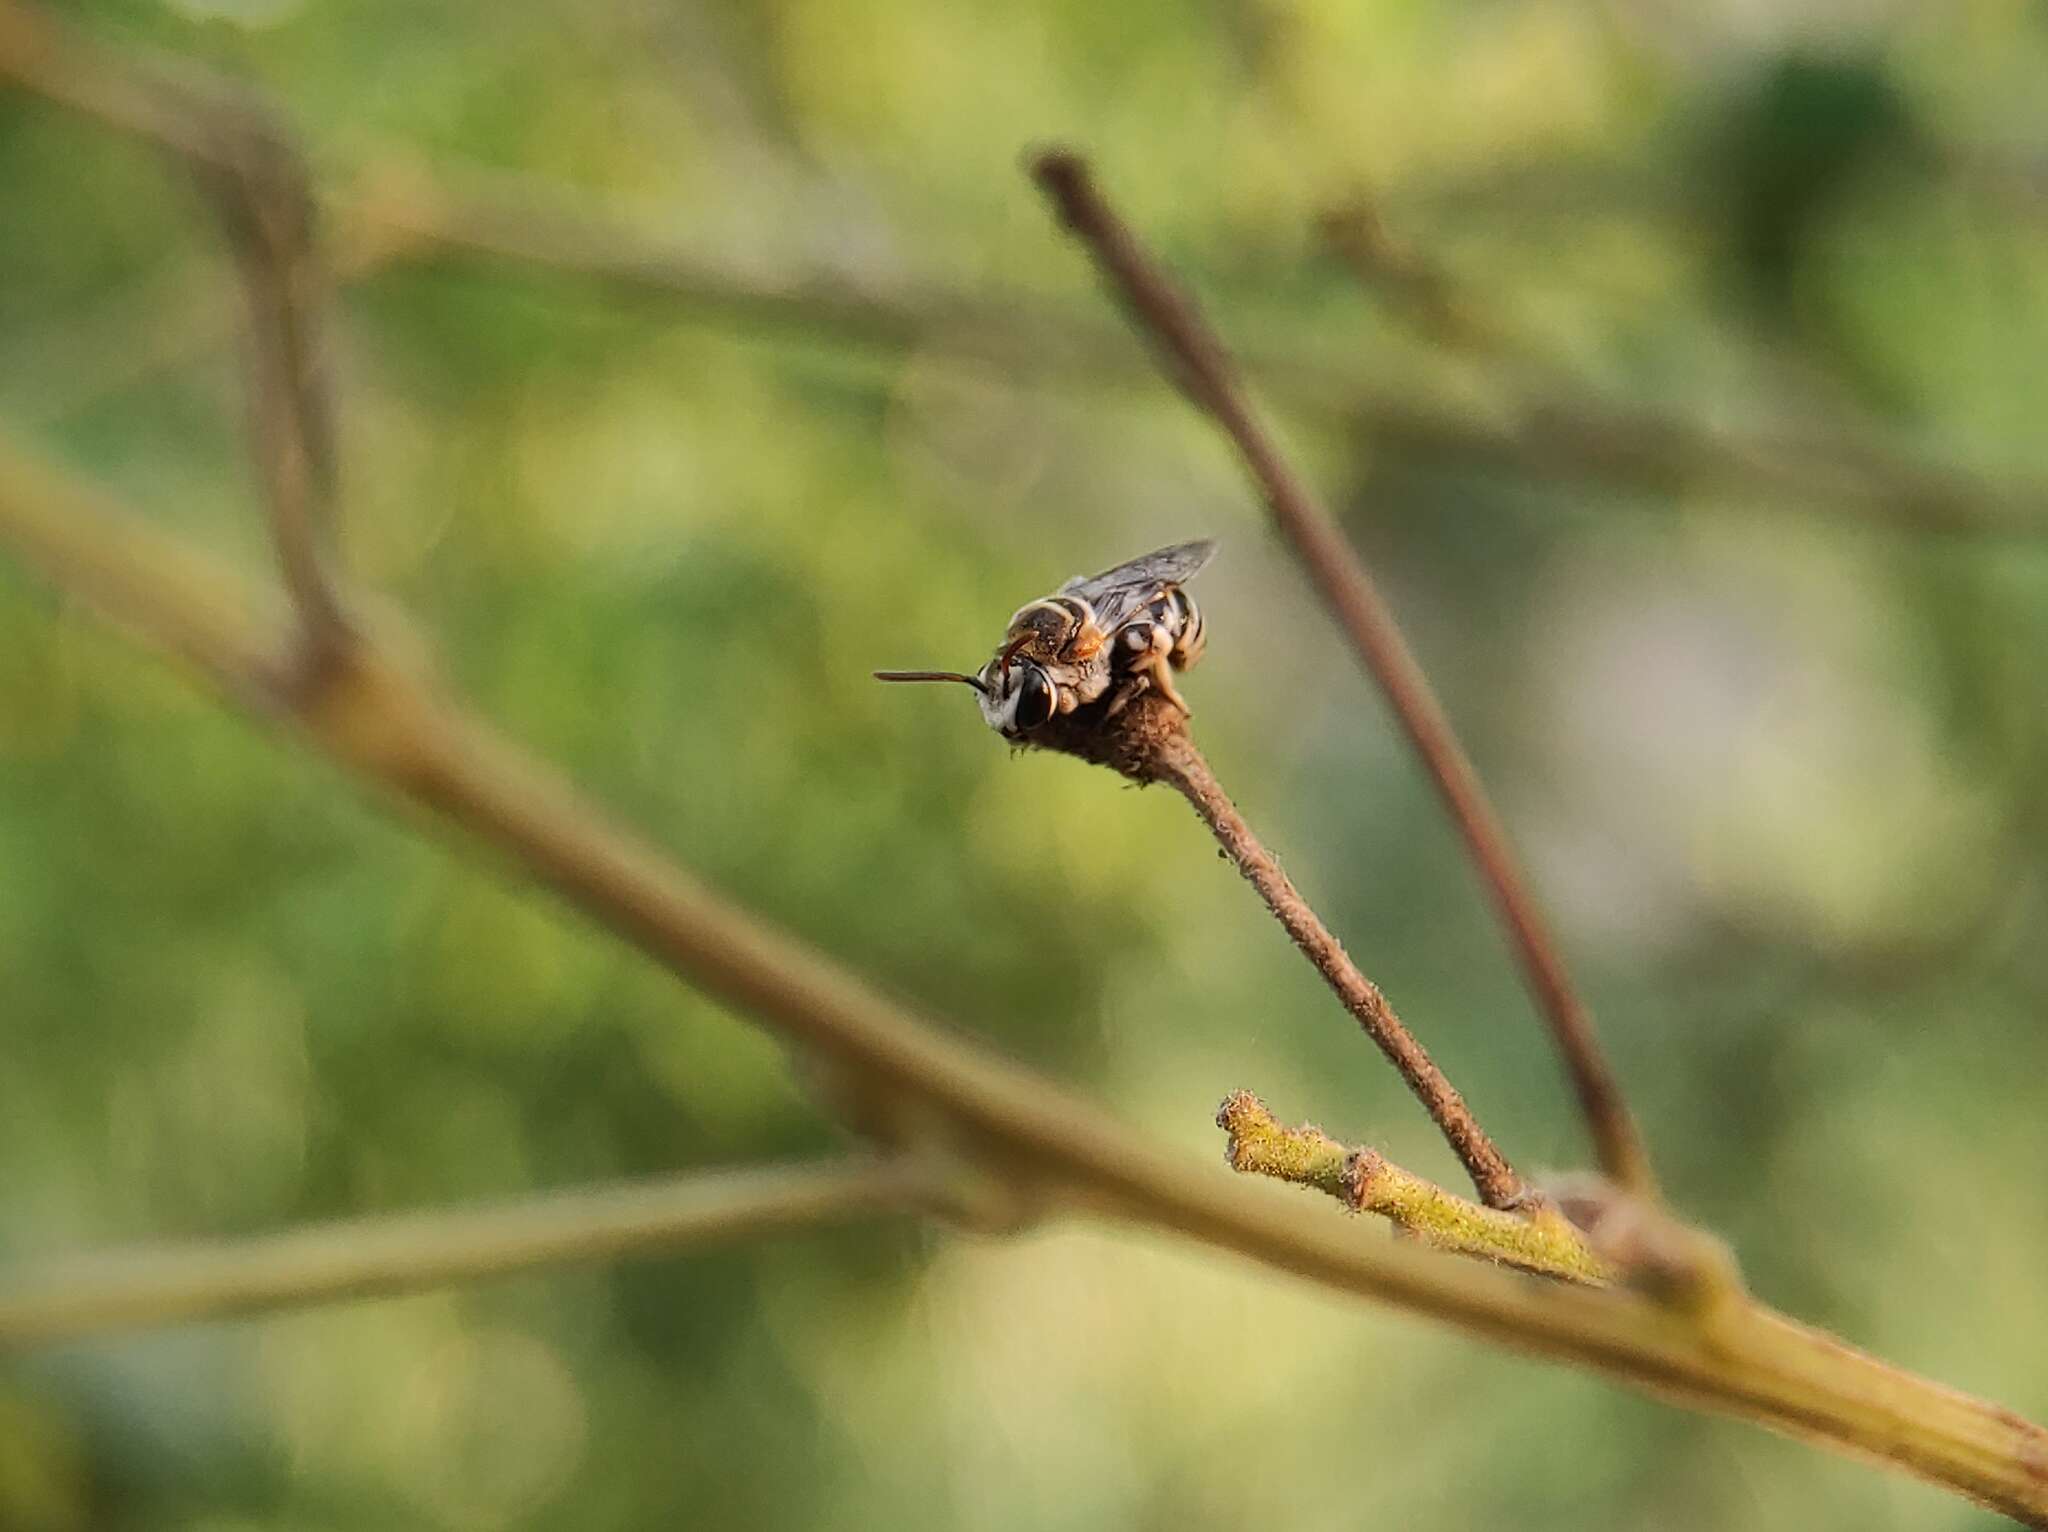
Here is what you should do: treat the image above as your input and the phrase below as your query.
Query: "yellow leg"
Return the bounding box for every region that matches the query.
[1147,657,1192,715]
[1102,674,1150,719]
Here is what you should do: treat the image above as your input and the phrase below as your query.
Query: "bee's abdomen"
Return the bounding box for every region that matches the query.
[1105,587,1206,677]
[1134,588,1204,669]
[1164,589,1205,669]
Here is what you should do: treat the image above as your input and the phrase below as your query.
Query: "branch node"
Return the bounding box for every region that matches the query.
[281,639,442,785]
[1547,1175,1746,1318]
[796,1053,1058,1237]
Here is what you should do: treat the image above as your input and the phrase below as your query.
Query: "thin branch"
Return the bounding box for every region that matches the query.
[1019,699,1521,1211]
[1030,148,1657,1201]
[0,0,350,657]
[355,158,2048,540]
[0,1158,928,1346]
[205,124,351,661]
[4,434,2048,1526]
[1216,1091,1610,1283]
[1320,195,1512,359]
[0,1,245,167]
[4,0,2038,542]
[1,63,2036,539]
[9,258,232,428]
[1132,711,1524,1209]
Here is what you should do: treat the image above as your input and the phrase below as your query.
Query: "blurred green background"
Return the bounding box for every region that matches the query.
[4,1,2048,1527]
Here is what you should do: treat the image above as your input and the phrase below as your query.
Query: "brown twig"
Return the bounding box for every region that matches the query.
[1030,148,1657,1201]
[0,1157,931,1346]
[1046,698,1524,1209]
[1215,1091,1609,1282]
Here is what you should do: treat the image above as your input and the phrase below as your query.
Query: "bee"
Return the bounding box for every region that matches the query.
[876,540,1216,738]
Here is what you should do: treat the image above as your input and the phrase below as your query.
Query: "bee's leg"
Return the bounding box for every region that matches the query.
[1144,656,1193,716]
[1168,598,1205,670]
[1100,673,1151,720]
[1116,620,1158,665]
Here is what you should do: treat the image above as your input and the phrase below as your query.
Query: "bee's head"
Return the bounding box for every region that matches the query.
[873,656,1062,739]
[978,656,1060,738]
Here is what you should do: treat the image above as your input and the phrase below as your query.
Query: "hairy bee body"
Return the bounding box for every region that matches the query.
[877,540,1216,739]
[996,594,1112,712]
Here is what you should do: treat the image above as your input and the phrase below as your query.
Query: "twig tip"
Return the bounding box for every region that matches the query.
[1026,144,1087,187]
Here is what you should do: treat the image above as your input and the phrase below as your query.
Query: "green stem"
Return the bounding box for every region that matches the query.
[1218,1091,1612,1284]
[0,1159,927,1346]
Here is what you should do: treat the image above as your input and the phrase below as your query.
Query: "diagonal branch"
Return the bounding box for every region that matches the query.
[0,1158,929,1347]
[1029,148,1656,1200]
[1032,691,1522,1207]
[1155,716,1523,1208]
[3,430,2048,1524]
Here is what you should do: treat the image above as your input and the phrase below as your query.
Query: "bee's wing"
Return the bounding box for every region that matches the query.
[1058,539,1216,631]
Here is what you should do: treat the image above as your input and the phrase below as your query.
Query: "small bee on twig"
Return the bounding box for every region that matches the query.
[876,540,1216,739]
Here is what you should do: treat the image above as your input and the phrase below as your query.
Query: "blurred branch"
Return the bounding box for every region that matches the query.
[205,120,351,662]
[1215,1091,1610,1283]
[0,0,247,166]
[0,0,351,657]
[0,1158,929,1347]
[342,154,1093,365]
[4,392,2048,1532]
[1320,195,1512,359]
[343,160,2048,540]
[6,105,2037,532]
[1153,720,1524,1209]
[8,259,233,427]
[1031,148,1657,1202]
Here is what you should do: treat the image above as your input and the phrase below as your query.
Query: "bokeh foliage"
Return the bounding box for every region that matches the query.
[4,2,2048,1528]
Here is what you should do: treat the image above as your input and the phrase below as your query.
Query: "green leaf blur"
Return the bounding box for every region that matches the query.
[4,3,2047,1529]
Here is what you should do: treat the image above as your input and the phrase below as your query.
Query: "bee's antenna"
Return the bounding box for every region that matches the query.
[995,634,1030,678]
[873,669,989,695]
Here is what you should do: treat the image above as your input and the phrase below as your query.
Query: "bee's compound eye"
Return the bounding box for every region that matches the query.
[1014,665,1058,730]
